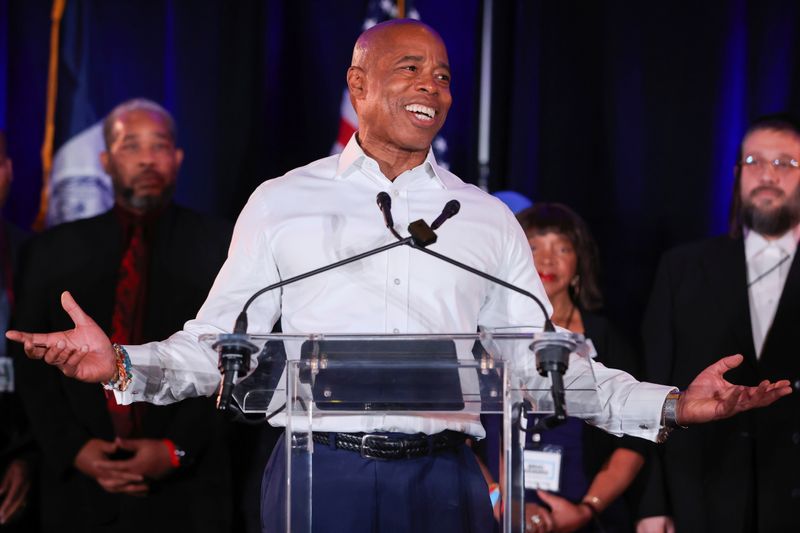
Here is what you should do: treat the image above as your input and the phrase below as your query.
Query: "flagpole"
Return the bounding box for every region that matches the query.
[34,0,66,231]
[477,0,493,191]
[397,0,405,18]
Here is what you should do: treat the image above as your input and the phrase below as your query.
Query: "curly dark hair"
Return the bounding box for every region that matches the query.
[516,203,604,311]
[729,112,800,238]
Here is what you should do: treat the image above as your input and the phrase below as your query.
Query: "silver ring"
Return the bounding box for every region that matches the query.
[531,514,543,525]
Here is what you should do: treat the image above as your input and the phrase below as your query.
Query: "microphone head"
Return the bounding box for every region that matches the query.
[376,191,391,209]
[430,199,462,230]
[444,200,460,216]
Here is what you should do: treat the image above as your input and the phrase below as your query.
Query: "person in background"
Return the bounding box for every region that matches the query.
[638,113,800,532]
[515,203,648,533]
[10,100,233,533]
[0,131,36,532]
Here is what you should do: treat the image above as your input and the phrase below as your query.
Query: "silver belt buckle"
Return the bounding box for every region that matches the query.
[360,434,389,459]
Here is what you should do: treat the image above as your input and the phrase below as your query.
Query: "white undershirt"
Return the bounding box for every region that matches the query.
[745,225,800,357]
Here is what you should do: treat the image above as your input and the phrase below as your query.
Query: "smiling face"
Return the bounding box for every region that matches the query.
[347,21,452,173]
[527,231,578,302]
[100,108,183,214]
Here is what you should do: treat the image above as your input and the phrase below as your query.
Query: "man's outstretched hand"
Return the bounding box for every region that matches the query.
[677,354,792,425]
[6,291,116,383]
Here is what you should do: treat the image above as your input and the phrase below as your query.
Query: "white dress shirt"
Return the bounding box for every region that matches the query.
[745,225,800,357]
[116,135,672,440]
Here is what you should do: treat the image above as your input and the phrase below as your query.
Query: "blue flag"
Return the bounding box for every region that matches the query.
[47,0,112,227]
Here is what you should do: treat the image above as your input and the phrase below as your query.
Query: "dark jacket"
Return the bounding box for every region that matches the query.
[0,219,31,466]
[0,219,38,533]
[640,235,799,532]
[11,205,234,533]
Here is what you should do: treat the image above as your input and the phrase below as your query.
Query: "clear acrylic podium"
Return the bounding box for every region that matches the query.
[202,331,601,533]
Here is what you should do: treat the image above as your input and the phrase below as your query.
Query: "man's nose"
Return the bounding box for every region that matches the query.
[137,147,156,165]
[416,72,437,94]
[758,162,780,183]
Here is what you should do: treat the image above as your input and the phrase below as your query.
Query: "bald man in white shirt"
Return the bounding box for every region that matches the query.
[7,22,792,533]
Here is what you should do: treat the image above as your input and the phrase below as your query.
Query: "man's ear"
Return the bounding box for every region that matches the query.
[347,66,367,100]
[175,148,184,168]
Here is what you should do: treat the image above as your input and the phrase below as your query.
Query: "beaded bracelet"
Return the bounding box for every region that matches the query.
[102,343,132,392]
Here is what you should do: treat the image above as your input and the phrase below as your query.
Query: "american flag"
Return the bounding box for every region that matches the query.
[331,0,449,168]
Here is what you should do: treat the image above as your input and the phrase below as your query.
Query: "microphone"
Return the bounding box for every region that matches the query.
[430,200,460,230]
[376,192,393,226]
[376,192,403,240]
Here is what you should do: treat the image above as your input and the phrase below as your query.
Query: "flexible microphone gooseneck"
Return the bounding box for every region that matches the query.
[215,235,417,410]
[379,198,570,427]
[216,192,567,423]
[215,194,438,410]
[381,198,555,332]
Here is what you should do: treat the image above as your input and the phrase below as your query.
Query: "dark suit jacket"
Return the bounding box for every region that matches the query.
[641,235,799,532]
[11,205,234,533]
[1,219,31,466]
[0,219,39,533]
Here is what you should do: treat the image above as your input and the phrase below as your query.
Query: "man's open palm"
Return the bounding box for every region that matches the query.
[678,354,792,425]
[6,291,116,383]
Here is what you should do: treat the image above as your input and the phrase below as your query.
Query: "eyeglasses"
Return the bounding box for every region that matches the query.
[740,155,800,176]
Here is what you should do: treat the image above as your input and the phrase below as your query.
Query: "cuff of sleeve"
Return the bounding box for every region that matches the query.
[113,344,154,405]
[620,382,677,442]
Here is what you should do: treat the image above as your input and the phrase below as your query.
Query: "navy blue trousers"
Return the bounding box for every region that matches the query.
[261,433,494,533]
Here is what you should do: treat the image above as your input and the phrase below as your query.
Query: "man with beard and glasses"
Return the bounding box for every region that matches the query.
[638,114,800,533]
[10,99,234,533]
[6,24,793,533]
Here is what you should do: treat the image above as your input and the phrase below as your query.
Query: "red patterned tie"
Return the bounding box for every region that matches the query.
[106,221,147,438]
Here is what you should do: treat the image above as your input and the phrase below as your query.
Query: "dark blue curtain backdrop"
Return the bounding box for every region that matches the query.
[2,0,800,332]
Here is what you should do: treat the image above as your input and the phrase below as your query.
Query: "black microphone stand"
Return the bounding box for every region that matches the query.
[217,204,578,427]
[215,236,417,410]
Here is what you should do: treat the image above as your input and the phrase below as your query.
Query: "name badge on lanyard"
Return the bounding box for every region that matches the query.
[523,445,563,491]
[0,356,14,393]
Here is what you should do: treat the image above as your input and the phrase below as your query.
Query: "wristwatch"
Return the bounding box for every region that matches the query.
[656,389,684,443]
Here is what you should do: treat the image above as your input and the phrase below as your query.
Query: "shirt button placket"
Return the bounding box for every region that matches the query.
[385,187,409,333]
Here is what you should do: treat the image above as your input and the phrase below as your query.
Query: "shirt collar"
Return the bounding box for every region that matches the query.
[744,224,800,260]
[335,133,449,189]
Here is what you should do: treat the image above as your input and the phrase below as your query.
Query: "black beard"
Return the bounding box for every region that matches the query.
[119,182,175,213]
[741,186,800,237]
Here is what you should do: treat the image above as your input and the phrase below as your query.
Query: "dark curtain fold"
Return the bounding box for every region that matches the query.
[491,0,800,330]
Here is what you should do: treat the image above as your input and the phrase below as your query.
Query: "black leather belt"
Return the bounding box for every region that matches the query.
[312,430,468,460]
